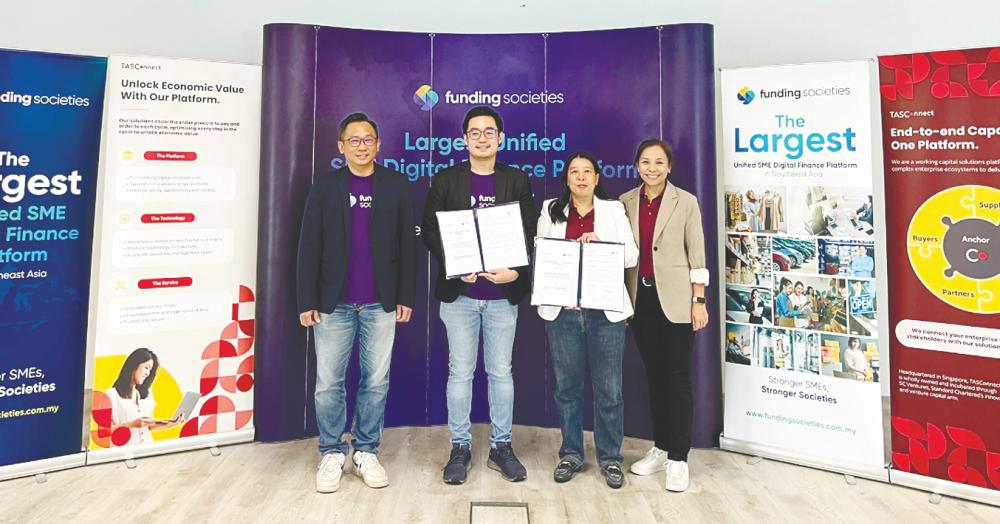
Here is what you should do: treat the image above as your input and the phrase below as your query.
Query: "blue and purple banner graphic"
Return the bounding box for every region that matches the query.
[0,49,106,472]
[256,25,719,445]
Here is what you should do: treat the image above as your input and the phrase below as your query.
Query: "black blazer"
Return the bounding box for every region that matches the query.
[421,161,536,304]
[297,164,416,313]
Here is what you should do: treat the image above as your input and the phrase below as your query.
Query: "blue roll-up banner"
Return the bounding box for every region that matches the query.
[0,49,107,479]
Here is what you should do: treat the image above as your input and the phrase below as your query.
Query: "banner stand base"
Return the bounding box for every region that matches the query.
[721,435,889,483]
[86,429,254,465]
[0,452,87,482]
[890,470,1000,508]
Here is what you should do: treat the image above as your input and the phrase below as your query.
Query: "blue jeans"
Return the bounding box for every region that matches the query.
[546,308,625,466]
[314,303,396,455]
[440,295,517,446]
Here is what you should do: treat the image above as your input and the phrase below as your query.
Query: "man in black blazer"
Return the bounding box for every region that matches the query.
[422,106,535,485]
[297,113,415,493]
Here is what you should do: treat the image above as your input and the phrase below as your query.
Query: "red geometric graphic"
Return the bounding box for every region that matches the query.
[880,48,1000,100]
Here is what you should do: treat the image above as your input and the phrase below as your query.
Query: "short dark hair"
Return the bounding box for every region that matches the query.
[462,106,503,134]
[339,112,379,138]
[633,138,674,166]
[780,277,792,289]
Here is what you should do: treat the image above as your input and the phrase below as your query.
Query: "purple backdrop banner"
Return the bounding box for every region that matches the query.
[256,24,720,446]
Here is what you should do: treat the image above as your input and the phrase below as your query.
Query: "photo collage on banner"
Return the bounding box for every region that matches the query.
[0,49,106,477]
[721,61,886,477]
[88,56,260,458]
[880,46,1000,503]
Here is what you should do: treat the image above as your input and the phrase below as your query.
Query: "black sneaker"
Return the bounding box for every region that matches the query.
[553,458,582,483]
[601,463,625,489]
[487,442,527,482]
[443,443,472,485]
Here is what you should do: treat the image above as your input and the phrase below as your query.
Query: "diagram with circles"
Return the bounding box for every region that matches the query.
[907,185,1000,314]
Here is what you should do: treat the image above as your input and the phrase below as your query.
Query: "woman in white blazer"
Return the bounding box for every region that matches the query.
[535,151,638,489]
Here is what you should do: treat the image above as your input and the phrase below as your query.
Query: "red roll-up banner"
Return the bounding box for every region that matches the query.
[879,46,1000,506]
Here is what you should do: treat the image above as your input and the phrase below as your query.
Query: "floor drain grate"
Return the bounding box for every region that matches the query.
[469,502,530,524]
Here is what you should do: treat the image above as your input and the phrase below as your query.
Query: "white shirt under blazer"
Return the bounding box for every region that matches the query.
[534,197,639,323]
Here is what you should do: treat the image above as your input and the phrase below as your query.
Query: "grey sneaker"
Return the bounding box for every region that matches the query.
[487,442,527,482]
[443,443,472,485]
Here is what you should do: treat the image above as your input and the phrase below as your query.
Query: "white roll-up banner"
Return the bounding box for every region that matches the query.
[87,56,260,462]
[719,61,888,480]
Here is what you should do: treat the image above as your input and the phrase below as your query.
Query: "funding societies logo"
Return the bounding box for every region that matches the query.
[414,85,439,111]
[737,86,755,105]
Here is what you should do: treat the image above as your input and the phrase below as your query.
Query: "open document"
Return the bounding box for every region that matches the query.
[531,238,625,312]
[436,202,529,278]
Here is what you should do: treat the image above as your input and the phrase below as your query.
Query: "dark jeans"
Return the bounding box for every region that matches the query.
[631,284,694,461]
[546,308,626,467]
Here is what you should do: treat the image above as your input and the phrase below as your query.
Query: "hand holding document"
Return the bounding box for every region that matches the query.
[436,202,529,279]
[475,203,529,270]
[436,209,483,278]
[531,238,625,312]
[579,242,625,312]
[530,238,581,308]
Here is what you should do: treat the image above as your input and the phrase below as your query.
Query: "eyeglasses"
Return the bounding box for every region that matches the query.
[341,136,376,148]
[465,128,498,140]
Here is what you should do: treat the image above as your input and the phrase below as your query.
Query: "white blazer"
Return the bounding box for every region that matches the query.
[535,197,639,322]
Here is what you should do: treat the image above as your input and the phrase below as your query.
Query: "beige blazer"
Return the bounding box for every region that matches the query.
[620,182,708,323]
[535,198,639,323]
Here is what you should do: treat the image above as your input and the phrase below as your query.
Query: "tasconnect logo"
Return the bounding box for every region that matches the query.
[737,86,755,105]
[414,85,439,111]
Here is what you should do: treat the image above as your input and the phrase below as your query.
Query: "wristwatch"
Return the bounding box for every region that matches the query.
[692,296,706,304]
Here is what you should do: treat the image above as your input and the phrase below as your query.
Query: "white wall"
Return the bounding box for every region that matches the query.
[2,0,997,67]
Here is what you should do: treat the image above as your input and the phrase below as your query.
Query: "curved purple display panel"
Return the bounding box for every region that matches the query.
[256,23,720,446]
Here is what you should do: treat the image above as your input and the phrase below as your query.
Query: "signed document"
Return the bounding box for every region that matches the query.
[436,209,483,278]
[530,238,582,308]
[476,202,529,271]
[531,238,625,311]
[579,241,625,312]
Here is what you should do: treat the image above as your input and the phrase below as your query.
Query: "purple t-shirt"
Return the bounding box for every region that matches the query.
[341,174,378,304]
[463,173,506,300]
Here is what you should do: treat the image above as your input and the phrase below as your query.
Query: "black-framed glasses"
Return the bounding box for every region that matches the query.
[341,136,376,148]
[465,128,498,140]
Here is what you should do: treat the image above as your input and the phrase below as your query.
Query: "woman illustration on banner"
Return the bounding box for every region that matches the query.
[806,286,818,312]
[773,336,787,370]
[535,151,638,489]
[743,190,763,232]
[745,288,765,325]
[106,348,184,446]
[843,337,868,380]
[790,281,810,329]
[619,139,709,493]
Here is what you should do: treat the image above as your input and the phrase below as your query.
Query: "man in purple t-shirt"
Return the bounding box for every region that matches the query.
[422,106,536,485]
[297,113,416,493]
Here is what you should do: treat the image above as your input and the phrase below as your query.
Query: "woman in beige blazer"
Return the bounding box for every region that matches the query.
[619,139,709,493]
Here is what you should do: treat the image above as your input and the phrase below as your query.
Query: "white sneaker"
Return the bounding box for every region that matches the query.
[316,452,345,493]
[353,450,389,488]
[665,460,689,492]
[630,446,668,476]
